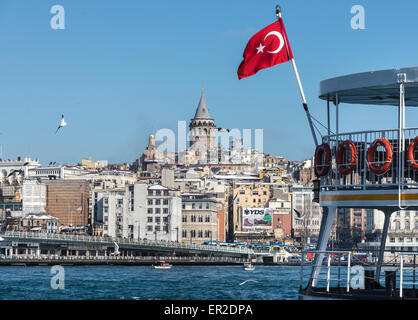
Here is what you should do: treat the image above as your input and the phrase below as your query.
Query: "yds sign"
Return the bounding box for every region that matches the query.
[242,208,272,229]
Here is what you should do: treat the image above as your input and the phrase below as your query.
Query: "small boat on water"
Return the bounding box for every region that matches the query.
[243,263,255,271]
[152,261,172,270]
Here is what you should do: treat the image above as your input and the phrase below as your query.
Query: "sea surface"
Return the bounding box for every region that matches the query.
[0,265,301,300]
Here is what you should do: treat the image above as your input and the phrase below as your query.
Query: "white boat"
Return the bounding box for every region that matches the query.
[243,263,255,271]
[152,261,172,269]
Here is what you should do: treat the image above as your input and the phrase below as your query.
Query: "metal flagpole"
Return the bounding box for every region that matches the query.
[276,5,318,147]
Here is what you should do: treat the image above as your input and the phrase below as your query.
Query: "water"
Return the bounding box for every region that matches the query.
[0,265,301,300]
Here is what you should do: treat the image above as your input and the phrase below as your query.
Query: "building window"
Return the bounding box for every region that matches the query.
[147,226,153,231]
[239,190,245,194]
[182,230,187,238]
[148,199,153,205]
[155,199,161,205]
[163,217,168,223]
[192,203,195,209]
[406,220,410,230]
[190,230,196,238]
[205,215,210,222]
[198,215,203,222]
[148,208,153,214]
[191,215,196,223]
[206,203,209,209]
[163,199,169,205]
[198,230,203,238]
[182,216,187,223]
[155,208,161,214]
[155,226,160,231]
[163,208,168,214]
[199,203,203,209]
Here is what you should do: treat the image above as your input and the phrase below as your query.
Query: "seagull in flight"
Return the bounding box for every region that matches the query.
[239,280,257,286]
[55,114,67,134]
[294,209,305,220]
[7,169,23,178]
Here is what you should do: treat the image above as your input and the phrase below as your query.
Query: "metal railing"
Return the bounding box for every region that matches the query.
[0,231,253,255]
[301,248,418,298]
[399,253,418,298]
[320,127,418,190]
[1,255,246,263]
[301,250,353,293]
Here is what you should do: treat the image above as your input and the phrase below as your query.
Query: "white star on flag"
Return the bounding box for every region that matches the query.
[256,43,265,54]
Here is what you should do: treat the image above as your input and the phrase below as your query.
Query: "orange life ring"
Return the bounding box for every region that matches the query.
[367,138,393,175]
[336,140,358,175]
[314,143,331,177]
[407,136,418,172]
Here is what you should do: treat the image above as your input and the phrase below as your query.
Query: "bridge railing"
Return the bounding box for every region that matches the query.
[6,254,246,262]
[1,231,253,255]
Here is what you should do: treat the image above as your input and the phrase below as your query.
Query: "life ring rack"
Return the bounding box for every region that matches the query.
[367,138,393,175]
[314,143,331,177]
[336,140,358,175]
[407,136,418,172]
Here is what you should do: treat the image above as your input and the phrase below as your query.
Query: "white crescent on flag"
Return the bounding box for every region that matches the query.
[264,31,285,54]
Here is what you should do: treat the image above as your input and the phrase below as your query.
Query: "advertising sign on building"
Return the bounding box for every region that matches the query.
[242,208,272,229]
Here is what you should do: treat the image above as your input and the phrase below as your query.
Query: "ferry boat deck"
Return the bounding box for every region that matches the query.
[300,66,418,299]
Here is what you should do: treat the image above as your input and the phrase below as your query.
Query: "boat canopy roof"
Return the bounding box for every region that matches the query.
[319,66,418,107]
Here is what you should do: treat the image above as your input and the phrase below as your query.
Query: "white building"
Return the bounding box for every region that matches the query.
[291,185,322,239]
[22,179,46,214]
[135,184,182,242]
[95,183,182,242]
[28,165,85,180]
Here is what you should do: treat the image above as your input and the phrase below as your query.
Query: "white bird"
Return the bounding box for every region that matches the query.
[294,209,305,220]
[239,280,257,286]
[55,114,67,134]
[110,242,120,256]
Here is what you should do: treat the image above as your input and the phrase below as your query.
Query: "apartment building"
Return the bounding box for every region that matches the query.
[181,193,218,244]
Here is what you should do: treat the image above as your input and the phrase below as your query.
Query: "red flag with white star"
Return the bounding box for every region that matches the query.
[237,19,293,80]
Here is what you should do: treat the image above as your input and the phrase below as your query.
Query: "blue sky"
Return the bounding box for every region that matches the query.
[0,0,418,165]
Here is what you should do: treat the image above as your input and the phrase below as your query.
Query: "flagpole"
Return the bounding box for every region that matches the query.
[276,5,319,147]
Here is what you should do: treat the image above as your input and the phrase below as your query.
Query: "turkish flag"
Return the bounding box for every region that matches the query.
[237,19,293,80]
